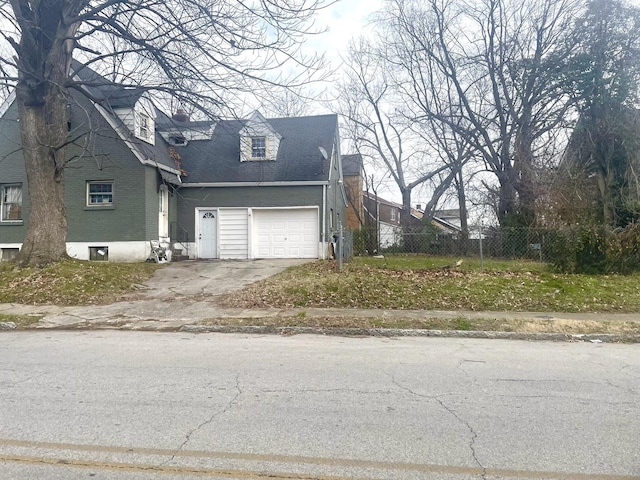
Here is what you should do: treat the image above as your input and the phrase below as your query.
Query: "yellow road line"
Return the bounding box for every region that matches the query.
[0,453,373,479]
[0,438,637,480]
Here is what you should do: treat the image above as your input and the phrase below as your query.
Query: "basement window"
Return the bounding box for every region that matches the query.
[89,246,109,261]
[1,248,19,262]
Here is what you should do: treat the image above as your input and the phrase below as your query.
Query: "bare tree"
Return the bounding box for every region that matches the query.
[336,38,452,227]
[261,87,315,118]
[0,0,330,266]
[378,0,579,227]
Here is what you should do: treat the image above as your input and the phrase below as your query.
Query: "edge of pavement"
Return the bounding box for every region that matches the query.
[1,302,640,343]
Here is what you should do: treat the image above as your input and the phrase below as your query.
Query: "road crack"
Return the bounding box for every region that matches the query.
[391,374,487,480]
[161,373,243,467]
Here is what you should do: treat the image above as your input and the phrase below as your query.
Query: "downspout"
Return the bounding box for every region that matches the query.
[322,185,327,259]
[376,197,380,253]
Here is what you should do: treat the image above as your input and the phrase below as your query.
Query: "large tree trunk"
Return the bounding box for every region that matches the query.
[15,100,69,266]
[497,177,518,227]
[455,169,469,254]
[12,0,76,266]
[514,113,537,226]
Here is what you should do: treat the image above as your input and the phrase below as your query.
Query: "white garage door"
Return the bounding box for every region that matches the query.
[253,208,318,258]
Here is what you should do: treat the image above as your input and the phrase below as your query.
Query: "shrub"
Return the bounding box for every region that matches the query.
[548,224,640,274]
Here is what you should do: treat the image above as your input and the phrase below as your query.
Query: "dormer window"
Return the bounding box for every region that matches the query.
[251,136,266,159]
[139,111,151,139]
[239,111,282,162]
[169,135,187,146]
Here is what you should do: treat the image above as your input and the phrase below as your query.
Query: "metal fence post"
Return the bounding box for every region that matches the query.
[478,225,484,271]
[338,221,343,272]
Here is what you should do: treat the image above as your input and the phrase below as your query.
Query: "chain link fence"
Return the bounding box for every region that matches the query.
[346,225,559,261]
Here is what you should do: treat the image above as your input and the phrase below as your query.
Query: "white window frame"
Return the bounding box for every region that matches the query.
[138,111,150,140]
[390,208,397,222]
[1,184,22,222]
[251,136,267,159]
[87,181,114,206]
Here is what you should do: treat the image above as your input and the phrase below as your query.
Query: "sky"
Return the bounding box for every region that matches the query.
[312,0,382,60]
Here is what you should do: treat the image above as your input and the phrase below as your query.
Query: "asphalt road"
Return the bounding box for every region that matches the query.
[1,332,638,480]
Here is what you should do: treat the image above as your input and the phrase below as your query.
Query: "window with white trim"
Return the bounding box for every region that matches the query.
[1,184,22,221]
[138,111,151,140]
[390,208,397,221]
[87,181,114,206]
[251,136,266,159]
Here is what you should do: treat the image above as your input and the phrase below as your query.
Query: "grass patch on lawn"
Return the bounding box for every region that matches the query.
[0,259,161,306]
[220,256,640,313]
[200,315,640,335]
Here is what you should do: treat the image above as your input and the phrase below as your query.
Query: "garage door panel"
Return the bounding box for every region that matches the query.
[252,209,318,259]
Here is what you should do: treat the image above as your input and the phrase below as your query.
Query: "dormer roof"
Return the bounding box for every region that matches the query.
[179,114,338,184]
[239,110,283,139]
[155,109,214,144]
[70,62,181,176]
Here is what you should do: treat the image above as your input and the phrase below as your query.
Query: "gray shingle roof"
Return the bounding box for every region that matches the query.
[179,114,338,183]
[71,62,179,173]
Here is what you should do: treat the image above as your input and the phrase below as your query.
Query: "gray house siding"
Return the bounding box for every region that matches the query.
[0,101,29,244]
[1,92,167,261]
[63,97,155,242]
[176,185,324,239]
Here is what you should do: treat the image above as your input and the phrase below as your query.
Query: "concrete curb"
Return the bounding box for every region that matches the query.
[178,324,640,343]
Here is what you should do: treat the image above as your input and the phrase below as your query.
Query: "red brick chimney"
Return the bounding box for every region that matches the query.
[172,109,189,122]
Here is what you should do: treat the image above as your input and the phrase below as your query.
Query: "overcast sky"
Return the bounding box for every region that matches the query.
[314,0,382,58]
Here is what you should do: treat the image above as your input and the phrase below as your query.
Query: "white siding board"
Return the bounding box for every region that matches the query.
[219,209,249,259]
[114,107,135,133]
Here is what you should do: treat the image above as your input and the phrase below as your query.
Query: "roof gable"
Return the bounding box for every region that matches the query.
[179,114,338,184]
[71,63,181,175]
[239,111,282,139]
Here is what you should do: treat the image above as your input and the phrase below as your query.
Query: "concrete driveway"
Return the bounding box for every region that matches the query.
[136,259,310,300]
[12,259,310,330]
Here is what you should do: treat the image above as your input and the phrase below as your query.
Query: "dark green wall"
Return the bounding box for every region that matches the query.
[65,95,158,242]
[0,101,29,244]
[176,185,324,238]
[0,93,161,244]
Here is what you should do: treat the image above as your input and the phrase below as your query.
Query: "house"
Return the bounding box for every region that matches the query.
[361,193,463,250]
[342,153,364,230]
[363,192,403,249]
[413,207,463,236]
[169,111,346,260]
[0,65,346,262]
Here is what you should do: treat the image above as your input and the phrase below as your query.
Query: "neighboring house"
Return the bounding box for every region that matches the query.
[0,66,346,262]
[413,207,463,236]
[363,192,403,249]
[362,193,463,250]
[342,153,364,230]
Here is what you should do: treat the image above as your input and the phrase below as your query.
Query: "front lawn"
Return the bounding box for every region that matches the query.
[0,260,161,305]
[220,256,640,313]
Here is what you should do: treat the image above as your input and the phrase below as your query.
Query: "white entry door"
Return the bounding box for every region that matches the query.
[199,210,218,258]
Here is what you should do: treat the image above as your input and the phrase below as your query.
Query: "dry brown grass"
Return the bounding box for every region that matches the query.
[199,315,640,335]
